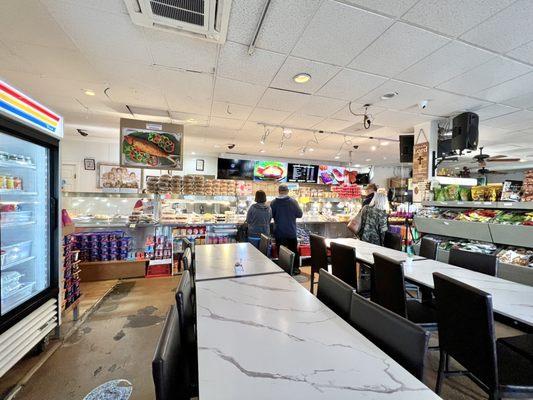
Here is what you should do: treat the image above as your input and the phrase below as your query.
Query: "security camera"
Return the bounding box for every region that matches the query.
[353,145,359,150]
[227,144,236,150]
[77,129,88,137]
[419,100,429,110]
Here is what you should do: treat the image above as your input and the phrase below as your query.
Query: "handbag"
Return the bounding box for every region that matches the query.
[347,206,366,236]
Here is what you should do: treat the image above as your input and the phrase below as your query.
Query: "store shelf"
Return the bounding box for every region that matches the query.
[0,160,36,170]
[80,259,148,266]
[62,191,153,199]
[414,217,493,242]
[422,201,533,210]
[1,256,36,270]
[73,221,156,228]
[498,263,533,286]
[0,190,38,196]
[1,220,36,229]
[490,224,533,248]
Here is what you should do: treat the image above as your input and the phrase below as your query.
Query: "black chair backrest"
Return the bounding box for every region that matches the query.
[433,272,498,389]
[419,237,438,260]
[309,234,328,275]
[317,269,354,320]
[371,253,407,318]
[259,234,270,256]
[349,292,430,380]
[278,245,295,275]
[384,231,402,251]
[330,242,357,289]
[152,305,189,400]
[448,248,497,276]
[183,247,192,271]
[175,270,196,350]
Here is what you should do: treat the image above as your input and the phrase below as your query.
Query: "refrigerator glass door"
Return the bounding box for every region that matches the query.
[1,131,50,315]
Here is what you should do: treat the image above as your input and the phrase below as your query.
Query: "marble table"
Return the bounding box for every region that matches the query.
[194,242,284,281]
[196,273,440,399]
[403,259,533,327]
[328,238,425,265]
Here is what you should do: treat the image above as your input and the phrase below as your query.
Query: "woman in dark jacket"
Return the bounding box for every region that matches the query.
[246,190,272,244]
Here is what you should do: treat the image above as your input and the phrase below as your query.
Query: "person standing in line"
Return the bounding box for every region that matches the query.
[359,192,389,246]
[245,190,272,247]
[270,184,303,275]
[362,183,378,206]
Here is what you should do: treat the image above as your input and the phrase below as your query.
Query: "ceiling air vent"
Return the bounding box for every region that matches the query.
[124,0,232,43]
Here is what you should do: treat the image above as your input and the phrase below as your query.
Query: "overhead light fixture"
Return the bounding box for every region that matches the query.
[83,89,96,96]
[365,158,371,162]
[293,73,311,84]
[334,154,340,159]
[519,159,527,162]
[371,145,377,151]
[214,144,221,148]
[191,151,196,155]
[354,164,361,168]
[381,92,398,100]
[282,127,293,135]
[259,149,265,153]
[308,147,314,152]
[380,141,389,146]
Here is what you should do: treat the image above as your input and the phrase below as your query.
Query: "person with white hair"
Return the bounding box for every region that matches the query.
[359,192,389,246]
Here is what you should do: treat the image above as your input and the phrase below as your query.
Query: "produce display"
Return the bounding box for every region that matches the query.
[498,247,533,267]
[437,238,498,255]
[418,207,533,226]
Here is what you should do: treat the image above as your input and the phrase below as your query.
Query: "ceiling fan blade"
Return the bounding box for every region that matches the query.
[488,158,521,162]
[487,155,507,159]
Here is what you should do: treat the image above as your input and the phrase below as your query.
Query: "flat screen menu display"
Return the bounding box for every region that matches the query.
[253,160,288,182]
[287,163,319,183]
[317,165,346,185]
[217,158,254,180]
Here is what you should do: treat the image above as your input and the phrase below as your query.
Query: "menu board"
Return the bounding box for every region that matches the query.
[217,158,254,180]
[318,165,346,185]
[287,163,319,183]
[253,160,288,182]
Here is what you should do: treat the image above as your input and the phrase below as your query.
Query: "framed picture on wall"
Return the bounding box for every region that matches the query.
[196,159,205,172]
[97,163,142,192]
[84,158,96,170]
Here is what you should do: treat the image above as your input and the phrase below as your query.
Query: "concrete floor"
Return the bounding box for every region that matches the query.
[1,268,527,400]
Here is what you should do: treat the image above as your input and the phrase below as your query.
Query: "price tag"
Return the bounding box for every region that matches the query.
[503,203,513,207]
[457,201,464,205]
[129,223,136,229]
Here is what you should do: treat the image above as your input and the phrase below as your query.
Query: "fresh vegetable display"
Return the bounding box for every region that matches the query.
[121,128,182,169]
[456,209,500,223]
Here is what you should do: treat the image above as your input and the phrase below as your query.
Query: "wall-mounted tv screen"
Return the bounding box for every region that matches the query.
[287,163,319,183]
[253,160,288,182]
[217,158,254,180]
[317,165,346,185]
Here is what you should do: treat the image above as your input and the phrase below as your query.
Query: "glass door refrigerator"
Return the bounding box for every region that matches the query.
[0,80,62,377]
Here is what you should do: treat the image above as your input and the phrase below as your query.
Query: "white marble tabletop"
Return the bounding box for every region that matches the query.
[196,273,440,399]
[194,243,284,281]
[328,238,425,265]
[403,259,533,327]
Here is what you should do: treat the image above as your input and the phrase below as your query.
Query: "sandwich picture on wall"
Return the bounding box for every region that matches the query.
[121,128,182,169]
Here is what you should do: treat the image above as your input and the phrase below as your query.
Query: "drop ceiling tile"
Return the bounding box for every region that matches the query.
[349,22,449,77]
[340,0,419,17]
[227,0,322,54]
[473,104,521,121]
[47,3,152,64]
[145,29,218,73]
[248,107,292,124]
[402,0,514,37]
[291,1,393,66]
[356,80,432,110]
[281,113,325,129]
[169,111,209,125]
[48,0,128,14]
[257,88,311,112]
[474,72,533,104]
[331,104,386,121]
[296,96,346,117]
[482,110,533,130]
[217,41,286,86]
[461,1,533,53]
[90,59,162,91]
[311,118,354,132]
[372,110,434,130]
[210,117,246,130]
[0,41,30,72]
[270,57,340,94]
[501,93,533,110]
[436,57,532,96]
[213,77,266,106]
[420,92,490,117]
[211,102,253,120]
[507,40,533,65]
[317,69,387,101]
[396,41,493,87]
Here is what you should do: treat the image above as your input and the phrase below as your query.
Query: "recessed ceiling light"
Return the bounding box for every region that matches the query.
[365,158,371,162]
[371,145,377,151]
[334,154,340,159]
[308,147,314,152]
[191,151,196,155]
[383,156,387,160]
[259,149,266,153]
[354,164,361,168]
[293,73,311,84]
[282,127,292,135]
[381,92,398,100]
[519,159,527,162]
[380,141,389,146]
[214,144,221,148]
[186,118,196,123]
[83,89,96,96]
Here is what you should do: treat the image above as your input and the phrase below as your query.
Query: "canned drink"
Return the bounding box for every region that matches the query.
[13,177,22,190]
[5,176,14,190]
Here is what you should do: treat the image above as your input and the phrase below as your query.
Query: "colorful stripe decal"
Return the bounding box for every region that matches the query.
[0,79,62,136]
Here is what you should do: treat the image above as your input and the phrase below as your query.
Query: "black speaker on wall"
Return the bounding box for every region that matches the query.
[452,112,479,152]
[399,135,414,163]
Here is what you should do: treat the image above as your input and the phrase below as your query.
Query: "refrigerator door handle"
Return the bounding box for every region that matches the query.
[50,196,58,231]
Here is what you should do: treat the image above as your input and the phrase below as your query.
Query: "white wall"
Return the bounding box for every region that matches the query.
[371,166,411,188]
[61,138,217,192]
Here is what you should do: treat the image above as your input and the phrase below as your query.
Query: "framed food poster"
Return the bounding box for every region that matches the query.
[120,118,184,170]
[253,161,288,182]
[98,163,142,191]
[317,165,346,185]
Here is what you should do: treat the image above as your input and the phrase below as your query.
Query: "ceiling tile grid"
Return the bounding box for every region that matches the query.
[316,68,388,101]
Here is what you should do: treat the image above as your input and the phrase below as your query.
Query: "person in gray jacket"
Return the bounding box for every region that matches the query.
[246,190,272,244]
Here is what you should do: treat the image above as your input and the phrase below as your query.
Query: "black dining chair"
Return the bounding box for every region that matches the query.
[433,272,533,399]
[175,270,198,395]
[330,242,358,290]
[371,253,436,327]
[383,231,402,251]
[278,245,295,276]
[448,247,497,276]
[316,269,354,321]
[419,237,439,260]
[259,233,270,257]
[349,291,430,381]
[309,234,329,294]
[152,305,191,400]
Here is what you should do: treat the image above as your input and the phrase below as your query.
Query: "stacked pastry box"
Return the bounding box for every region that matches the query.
[523,170,533,202]
[63,234,81,310]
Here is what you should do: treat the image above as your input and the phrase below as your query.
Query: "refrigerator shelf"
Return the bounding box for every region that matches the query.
[1,256,36,271]
[0,160,36,170]
[0,190,38,196]
[1,221,36,229]
[1,282,35,308]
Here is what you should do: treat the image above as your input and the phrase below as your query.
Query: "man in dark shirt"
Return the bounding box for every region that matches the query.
[362,183,378,206]
[270,184,303,275]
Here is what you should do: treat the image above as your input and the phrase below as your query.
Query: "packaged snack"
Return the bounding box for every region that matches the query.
[471,186,486,201]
